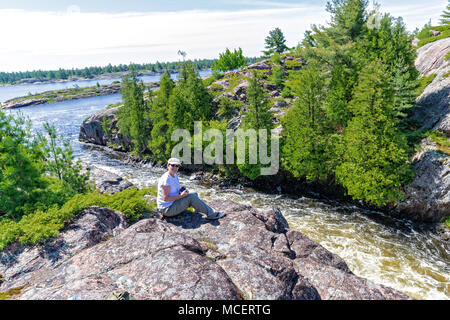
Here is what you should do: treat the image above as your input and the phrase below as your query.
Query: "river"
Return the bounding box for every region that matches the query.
[3,76,449,300]
[0,70,212,104]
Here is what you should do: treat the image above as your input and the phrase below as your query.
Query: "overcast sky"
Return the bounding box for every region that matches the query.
[0,0,447,72]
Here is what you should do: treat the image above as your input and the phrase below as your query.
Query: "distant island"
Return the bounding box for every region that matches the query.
[0,57,261,86]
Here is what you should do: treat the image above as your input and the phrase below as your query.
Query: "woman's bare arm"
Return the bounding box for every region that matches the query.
[161,185,188,202]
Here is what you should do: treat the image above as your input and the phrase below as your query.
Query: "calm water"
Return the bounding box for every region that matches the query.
[0,70,212,103]
[5,87,450,300]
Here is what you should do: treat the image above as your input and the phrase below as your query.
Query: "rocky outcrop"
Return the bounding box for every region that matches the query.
[0,201,410,300]
[399,38,450,221]
[82,163,134,194]
[396,139,450,221]
[412,38,450,134]
[415,38,450,76]
[79,105,132,152]
[0,206,128,293]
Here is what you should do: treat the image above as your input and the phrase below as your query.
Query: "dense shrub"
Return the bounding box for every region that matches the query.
[0,187,156,251]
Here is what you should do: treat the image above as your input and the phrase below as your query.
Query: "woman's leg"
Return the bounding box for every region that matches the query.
[162,193,214,217]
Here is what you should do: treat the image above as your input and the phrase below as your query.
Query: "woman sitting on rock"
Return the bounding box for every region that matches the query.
[157,157,226,220]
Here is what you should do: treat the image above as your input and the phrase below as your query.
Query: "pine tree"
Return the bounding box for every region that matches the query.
[325,0,368,44]
[117,66,149,154]
[41,123,90,196]
[237,72,274,180]
[212,48,247,72]
[355,14,419,117]
[440,0,450,25]
[0,112,47,218]
[242,71,273,130]
[304,0,368,50]
[263,28,289,57]
[166,61,212,161]
[281,63,333,181]
[300,0,368,118]
[335,61,413,206]
[148,71,174,160]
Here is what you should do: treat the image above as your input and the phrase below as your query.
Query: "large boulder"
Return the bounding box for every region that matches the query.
[0,201,410,300]
[79,105,132,152]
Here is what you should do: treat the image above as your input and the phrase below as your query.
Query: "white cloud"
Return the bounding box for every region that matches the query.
[0,2,444,72]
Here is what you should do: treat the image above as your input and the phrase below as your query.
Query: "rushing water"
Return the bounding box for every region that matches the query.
[4,83,449,300]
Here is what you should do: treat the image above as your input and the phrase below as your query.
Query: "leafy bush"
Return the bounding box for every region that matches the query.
[0,187,156,251]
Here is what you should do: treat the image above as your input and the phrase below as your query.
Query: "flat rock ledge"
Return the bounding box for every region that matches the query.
[0,200,410,300]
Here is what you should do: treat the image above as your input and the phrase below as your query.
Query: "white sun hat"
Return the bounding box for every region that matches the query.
[167,157,182,165]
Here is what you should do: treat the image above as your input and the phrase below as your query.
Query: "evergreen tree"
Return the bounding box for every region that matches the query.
[263,28,289,57]
[300,0,368,118]
[441,0,450,25]
[237,71,274,180]
[325,64,354,129]
[335,61,413,206]
[355,14,419,117]
[165,61,212,161]
[242,72,273,129]
[0,112,46,219]
[117,66,149,153]
[281,63,333,181]
[325,0,368,44]
[40,123,90,196]
[212,48,247,72]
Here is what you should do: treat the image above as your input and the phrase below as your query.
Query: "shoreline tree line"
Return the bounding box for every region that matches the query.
[0,57,261,85]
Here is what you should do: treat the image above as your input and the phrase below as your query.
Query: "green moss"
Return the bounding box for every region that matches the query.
[0,285,26,300]
[199,237,218,252]
[209,83,223,92]
[224,73,246,93]
[106,102,123,110]
[416,73,437,96]
[428,131,450,155]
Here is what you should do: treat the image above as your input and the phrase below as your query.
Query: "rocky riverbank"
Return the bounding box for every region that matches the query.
[0,176,411,299]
